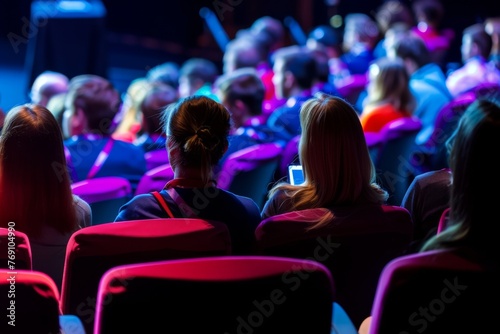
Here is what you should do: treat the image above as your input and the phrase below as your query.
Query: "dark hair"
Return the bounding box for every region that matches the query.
[214,67,265,116]
[392,33,432,68]
[0,104,77,236]
[464,23,493,59]
[179,58,219,85]
[163,96,230,184]
[140,83,178,135]
[273,47,317,90]
[422,96,500,254]
[147,62,180,89]
[65,74,121,135]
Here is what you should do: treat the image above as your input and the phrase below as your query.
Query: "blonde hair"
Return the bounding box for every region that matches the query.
[365,57,416,112]
[268,93,388,228]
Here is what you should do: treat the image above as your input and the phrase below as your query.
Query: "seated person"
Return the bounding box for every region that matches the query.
[29,70,69,107]
[360,57,416,132]
[262,92,390,219]
[0,104,91,290]
[114,96,262,255]
[266,46,316,140]
[62,74,147,193]
[446,23,500,97]
[401,167,451,253]
[214,67,289,168]
[146,61,180,89]
[134,82,178,152]
[178,57,219,100]
[112,77,151,143]
[340,13,379,76]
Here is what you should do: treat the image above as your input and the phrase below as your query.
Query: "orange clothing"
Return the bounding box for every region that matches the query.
[360,103,410,132]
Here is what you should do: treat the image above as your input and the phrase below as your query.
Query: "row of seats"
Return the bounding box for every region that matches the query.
[1,217,355,334]
[2,211,496,334]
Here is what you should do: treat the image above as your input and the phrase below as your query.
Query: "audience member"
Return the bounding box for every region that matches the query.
[261,92,389,219]
[146,61,180,89]
[305,46,342,98]
[359,57,416,132]
[223,34,276,101]
[373,0,415,59]
[178,57,219,100]
[248,15,286,53]
[0,104,91,289]
[340,13,380,76]
[62,74,147,193]
[134,82,178,152]
[214,67,289,168]
[29,70,69,107]
[112,77,151,143]
[114,96,261,254]
[411,0,454,66]
[446,23,500,98]
[388,32,453,144]
[354,22,412,112]
[306,24,343,61]
[485,17,500,70]
[420,96,500,261]
[266,46,316,140]
[401,167,451,253]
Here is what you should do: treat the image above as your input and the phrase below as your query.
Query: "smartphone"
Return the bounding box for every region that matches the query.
[288,164,304,185]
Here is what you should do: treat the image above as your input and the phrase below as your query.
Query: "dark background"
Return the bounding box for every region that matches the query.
[0,0,499,111]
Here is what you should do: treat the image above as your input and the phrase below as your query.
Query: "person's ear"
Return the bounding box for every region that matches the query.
[284,71,296,90]
[234,99,246,112]
[71,108,87,135]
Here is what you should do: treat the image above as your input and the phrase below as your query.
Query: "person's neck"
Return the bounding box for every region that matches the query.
[173,167,214,186]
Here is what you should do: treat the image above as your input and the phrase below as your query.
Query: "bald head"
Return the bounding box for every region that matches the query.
[30,71,69,107]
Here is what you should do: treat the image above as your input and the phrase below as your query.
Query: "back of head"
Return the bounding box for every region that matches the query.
[147,62,180,89]
[449,96,500,221]
[250,16,285,51]
[0,104,76,236]
[223,37,268,74]
[374,0,415,34]
[391,33,432,67]
[163,96,230,183]
[272,46,317,90]
[179,58,219,98]
[463,23,493,59]
[140,83,178,135]
[65,74,121,135]
[179,58,219,85]
[307,25,342,49]
[412,0,444,26]
[343,13,380,49]
[214,67,265,116]
[297,93,386,207]
[30,71,69,107]
[367,57,415,111]
[422,96,500,254]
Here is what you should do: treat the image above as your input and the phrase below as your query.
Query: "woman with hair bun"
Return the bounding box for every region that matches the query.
[115,96,261,254]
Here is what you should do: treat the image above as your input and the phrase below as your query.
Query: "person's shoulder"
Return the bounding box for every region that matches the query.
[415,168,452,184]
[217,189,261,211]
